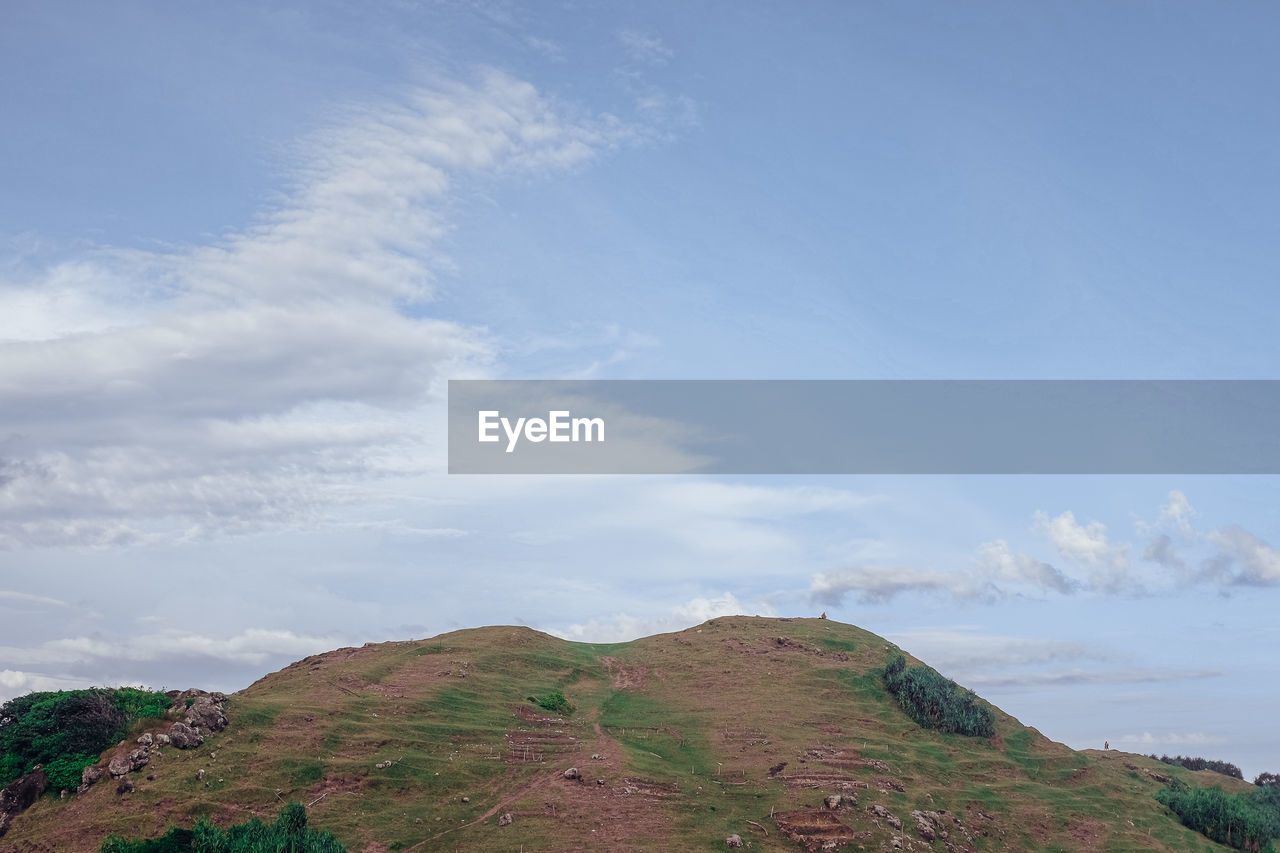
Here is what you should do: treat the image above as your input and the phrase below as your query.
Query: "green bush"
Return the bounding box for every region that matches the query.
[0,687,171,789]
[40,752,101,792]
[1155,784,1280,851]
[882,654,994,738]
[529,690,574,716]
[1150,753,1245,780]
[100,803,346,852]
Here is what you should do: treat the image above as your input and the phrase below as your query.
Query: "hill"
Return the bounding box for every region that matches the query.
[0,616,1258,852]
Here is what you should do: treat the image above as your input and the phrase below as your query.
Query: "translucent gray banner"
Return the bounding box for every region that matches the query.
[447,380,1280,474]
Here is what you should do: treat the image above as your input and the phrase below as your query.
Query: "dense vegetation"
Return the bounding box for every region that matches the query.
[101,803,345,853]
[0,687,171,792]
[1155,781,1280,852]
[882,654,994,738]
[1258,772,1280,787]
[1150,753,1246,780]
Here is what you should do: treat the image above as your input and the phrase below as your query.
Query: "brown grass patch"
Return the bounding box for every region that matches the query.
[774,809,863,851]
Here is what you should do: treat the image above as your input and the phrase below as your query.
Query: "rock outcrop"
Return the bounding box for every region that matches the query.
[108,748,150,777]
[167,722,204,749]
[0,770,49,839]
[78,765,104,795]
[163,691,228,749]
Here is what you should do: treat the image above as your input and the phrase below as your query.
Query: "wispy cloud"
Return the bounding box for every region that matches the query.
[966,668,1221,689]
[0,590,69,609]
[618,29,674,65]
[545,591,777,642]
[1116,731,1226,747]
[0,628,346,673]
[810,564,999,605]
[0,69,640,550]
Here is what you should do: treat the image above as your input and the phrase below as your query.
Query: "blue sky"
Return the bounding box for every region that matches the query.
[4,1,1280,778]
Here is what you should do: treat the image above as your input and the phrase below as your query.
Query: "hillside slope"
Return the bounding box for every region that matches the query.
[0,617,1251,852]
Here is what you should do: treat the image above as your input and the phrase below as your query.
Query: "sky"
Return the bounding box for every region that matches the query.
[3,0,1280,778]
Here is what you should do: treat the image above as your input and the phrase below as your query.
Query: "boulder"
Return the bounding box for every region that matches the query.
[78,765,104,795]
[136,732,154,747]
[185,696,227,734]
[563,767,580,780]
[868,804,903,831]
[156,733,170,745]
[911,810,944,843]
[725,834,744,848]
[107,748,149,777]
[167,722,204,749]
[824,794,842,809]
[0,770,49,839]
[498,813,513,826]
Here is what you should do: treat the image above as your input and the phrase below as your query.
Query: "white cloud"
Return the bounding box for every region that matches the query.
[1116,731,1226,747]
[886,626,1105,673]
[1034,509,1133,592]
[975,540,1078,594]
[0,69,638,549]
[810,565,996,605]
[546,591,777,642]
[5,628,344,669]
[1156,490,1197,539]
[1204,526,1280,586]
[1034,510,1129,569]
[0,669,101,700]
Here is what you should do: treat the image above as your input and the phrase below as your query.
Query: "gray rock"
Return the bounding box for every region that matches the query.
[0,770,49,839]
[824,794,842,809]
[563,767,580,780]
[725,834,744,848]
[167,722,204,749]
[911,810,943,843]
[184,697,227,734]
[78,765,104,795]
[498,813,513,826]
[868,804,903,831]
[107,748,149,777]
[136,732,154,746]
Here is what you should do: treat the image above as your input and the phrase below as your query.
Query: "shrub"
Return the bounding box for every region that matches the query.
[1258,772,1280,787]
[531,690,574,716]
[100,803,346,852]
[40,752,101,792]
[1150,754,1245,780]
[1155,784,1280,851]
[881,654,994,738]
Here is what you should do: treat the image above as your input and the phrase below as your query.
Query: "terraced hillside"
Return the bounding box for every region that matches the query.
[0,617,1254,851]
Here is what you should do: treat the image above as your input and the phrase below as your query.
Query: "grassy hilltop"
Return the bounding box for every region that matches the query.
[1,616,1258,852]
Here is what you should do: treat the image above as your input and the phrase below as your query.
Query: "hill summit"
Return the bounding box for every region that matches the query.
[2,616,1253,851]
